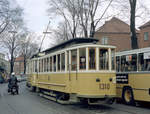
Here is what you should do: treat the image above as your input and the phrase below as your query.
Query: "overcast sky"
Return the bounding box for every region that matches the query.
[15,0,150,50]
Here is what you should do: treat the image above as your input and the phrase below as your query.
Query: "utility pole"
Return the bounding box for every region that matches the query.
[39,20,51,52]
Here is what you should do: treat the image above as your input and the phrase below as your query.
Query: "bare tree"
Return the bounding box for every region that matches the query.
[1,5,24,74]
[20,33,39,74]
[47,0,79,38]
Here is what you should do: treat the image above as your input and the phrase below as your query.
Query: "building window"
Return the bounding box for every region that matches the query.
[144,32,149,41]
[101,37,108,45]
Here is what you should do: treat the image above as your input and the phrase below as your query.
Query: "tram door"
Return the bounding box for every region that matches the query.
[69,50,78,93]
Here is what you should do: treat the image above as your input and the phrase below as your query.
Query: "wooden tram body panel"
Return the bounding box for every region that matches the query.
[29,72,116,98]
[117,72,150,102]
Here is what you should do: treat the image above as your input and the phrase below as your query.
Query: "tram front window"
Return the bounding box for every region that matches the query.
[79,48,86,70]
[61,53,65,71]
[111,49,115,70]
[89,48,96,69]
[53,55,56,72]
[99,49,108,70]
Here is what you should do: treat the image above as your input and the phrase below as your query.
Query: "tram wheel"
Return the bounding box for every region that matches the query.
[122,87,135,105]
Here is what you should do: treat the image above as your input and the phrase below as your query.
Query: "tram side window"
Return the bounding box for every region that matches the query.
[121,56,126,72]
[57,54,61,71]
[42,59,44,72]
[35,60,37,72]
[71,50,77,71]
[138,53,150,71]
[61,53,65,71]
[99,49,108,70]
[39,60,41,72]
[111,49,115,70]
[89,48,96,69]
[44,58,47,72]
[53,55,56,72]
[50,57,52,72]
[131,54,137,71]
[79,48,86,70]
[47,58,49,72]
[116,56,120,72]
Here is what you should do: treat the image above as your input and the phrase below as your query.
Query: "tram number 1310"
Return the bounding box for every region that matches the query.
[99,83,110,90]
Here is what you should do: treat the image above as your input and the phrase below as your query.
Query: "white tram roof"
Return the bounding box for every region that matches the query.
[31,38,116,59]
[116,47,150,56]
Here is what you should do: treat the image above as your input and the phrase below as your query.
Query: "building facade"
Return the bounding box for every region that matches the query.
[14,55,24,75]
[94,17,142,52]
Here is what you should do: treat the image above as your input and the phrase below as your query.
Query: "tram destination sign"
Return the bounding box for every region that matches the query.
[116,73,128,84]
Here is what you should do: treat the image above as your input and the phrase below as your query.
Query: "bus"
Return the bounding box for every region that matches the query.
[116,47,150,105]
[26,38,116,105]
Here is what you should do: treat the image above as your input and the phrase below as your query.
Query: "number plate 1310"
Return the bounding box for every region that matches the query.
[99,83,110,90]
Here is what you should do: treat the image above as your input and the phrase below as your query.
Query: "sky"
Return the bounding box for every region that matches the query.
[15,0,150,50]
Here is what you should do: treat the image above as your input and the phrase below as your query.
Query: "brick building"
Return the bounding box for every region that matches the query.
[14,55,24,75]
[94,17,141,52]
[139,20,150,48]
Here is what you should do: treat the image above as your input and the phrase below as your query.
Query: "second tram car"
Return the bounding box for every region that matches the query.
[116,47,150,105]
[26,38,116,104]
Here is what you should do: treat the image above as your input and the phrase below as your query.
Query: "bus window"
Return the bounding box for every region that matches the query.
[111,49,115,70]
[53,55,56,72]
[116,56,120,72]
[89,48,96,69]
[61,53,65,71]
[50,57,52,72]
[139,53,150,71]
[121,55,126,72]
[99,49,108,70]
[57,54,60,71]
[71,50,77,71]
[79,48,86,70]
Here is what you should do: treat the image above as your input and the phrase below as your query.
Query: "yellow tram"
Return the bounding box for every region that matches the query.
[26,38,116,104]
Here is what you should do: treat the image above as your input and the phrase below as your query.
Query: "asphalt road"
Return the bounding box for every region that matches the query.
[0,82,150,114]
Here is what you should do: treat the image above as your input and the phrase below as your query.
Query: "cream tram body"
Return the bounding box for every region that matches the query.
[27,43,116,104]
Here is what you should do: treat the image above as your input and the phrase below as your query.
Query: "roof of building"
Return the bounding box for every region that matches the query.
[96,17,139,34]
[139,20,150,29]
[31,38,99,58]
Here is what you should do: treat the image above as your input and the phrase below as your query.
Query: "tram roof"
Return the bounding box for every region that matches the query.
[31,38,99,58]
[116,47,150,56]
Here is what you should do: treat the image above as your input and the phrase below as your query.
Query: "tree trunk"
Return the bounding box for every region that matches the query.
[129,0,138,49]
[24,56,26,74]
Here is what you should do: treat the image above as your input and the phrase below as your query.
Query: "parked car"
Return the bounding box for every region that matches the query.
[16,75,22,82]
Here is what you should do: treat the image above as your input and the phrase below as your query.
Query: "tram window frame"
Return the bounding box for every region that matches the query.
[79,48,86,70]
[53,55,56,72]
[99,48,109,70]
[89,48,96,70]
[35,60,37,72]
[57,54,61,71]
[44,58,47,72]
[111,49,115,70]
[50,57,52,72]
[47,58,49,72]
[71,49,77,71]
[61,53,65,71]
[116,56,121,72]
